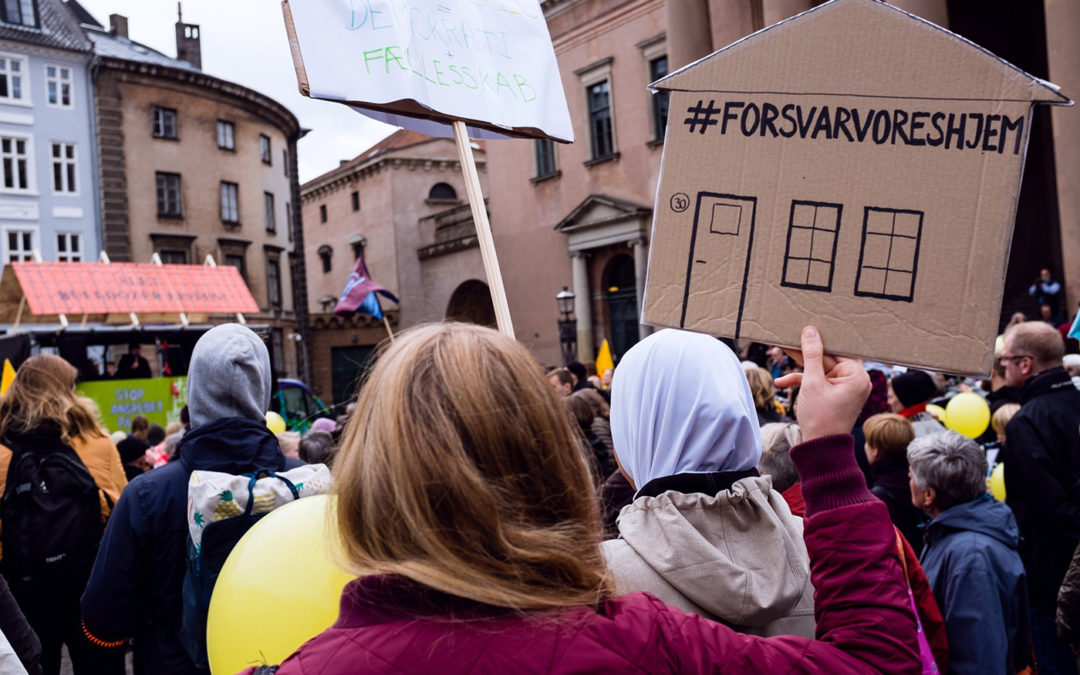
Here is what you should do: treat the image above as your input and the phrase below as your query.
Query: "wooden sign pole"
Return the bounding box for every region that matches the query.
[451,120,515,338]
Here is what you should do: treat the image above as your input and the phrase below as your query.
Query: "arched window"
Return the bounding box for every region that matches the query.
[318,245,332,274]
[445,280,496,327]
[428,182,457,200]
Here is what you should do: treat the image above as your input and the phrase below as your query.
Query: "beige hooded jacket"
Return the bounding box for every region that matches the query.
[601,475,816,638]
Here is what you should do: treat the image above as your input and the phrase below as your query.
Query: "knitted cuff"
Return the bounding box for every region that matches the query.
[789,434,877,517]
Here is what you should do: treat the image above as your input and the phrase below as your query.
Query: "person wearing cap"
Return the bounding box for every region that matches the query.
[80,324,303,675]
[887,369,946,437]
[115,435,151,482]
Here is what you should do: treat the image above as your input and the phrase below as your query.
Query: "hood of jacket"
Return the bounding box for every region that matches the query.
[186,323,271,430]
[611,475,809,626]
[924,494,1019,549]
[177,416,285,474]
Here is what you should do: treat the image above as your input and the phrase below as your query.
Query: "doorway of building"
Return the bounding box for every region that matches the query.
[445,279,496,326]
[331,345,375,407]
[604,254,639,359]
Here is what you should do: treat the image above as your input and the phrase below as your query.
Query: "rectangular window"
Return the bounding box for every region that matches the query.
[282,148,289,176]
[155,172,182,217]
[781,200,842,292]
[319,204,327,223]
[5,228,33,262]
[45,64,72,108]
[152,106,177,139]
[216,120,235,150]
[259,134,271,164]
[56,232,80,262]
[351,191,360,212]
[264,192,275,232]
[223,253,246,280]
[535,139,556,177]
[270,328,285,374]
[649,55,669,140]
[0,56,25,103]
[855,207,924,302]
[285,202,292,242]
[158,249,187,265]
[587,80,613,159]
[266,257,282,307]
[220,181,239,224]
[51,142,76,194]
[1,0,36,26]
[0,135,31,191]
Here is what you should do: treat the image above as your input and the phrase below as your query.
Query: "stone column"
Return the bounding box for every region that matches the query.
[668,0,713,70]
[763,0,815,27]
[571,251,594,362]
[1046,0,1080,311]
[632,239,651,339]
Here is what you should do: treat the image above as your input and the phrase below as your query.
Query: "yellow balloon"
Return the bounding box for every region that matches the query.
[207,495,353,674]
[989,463,1006,501]
[944,392,991,439]
[265,410,287,434]
[925,403,947,426]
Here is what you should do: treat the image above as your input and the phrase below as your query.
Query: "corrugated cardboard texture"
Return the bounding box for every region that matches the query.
[643,0,1071,375]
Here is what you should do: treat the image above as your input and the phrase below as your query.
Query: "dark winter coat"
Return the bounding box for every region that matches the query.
[920,494,1030,675]
[870,457,926,557]
[80,417,302,675]
[256,435,920,674]
[1057,541,1080,648]
[1001,366,1080,609]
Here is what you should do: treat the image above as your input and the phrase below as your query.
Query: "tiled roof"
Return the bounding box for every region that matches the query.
[85,26,198,71]
[0,0,91,53]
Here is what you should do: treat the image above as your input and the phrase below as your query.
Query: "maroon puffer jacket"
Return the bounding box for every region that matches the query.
[255,435,918,674]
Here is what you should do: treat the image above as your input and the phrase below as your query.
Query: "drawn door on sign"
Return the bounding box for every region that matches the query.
[680,192,756,338]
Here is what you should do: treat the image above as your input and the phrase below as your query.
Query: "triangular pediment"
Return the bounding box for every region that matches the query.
[554,194,651,233]
[653,0,1069,105]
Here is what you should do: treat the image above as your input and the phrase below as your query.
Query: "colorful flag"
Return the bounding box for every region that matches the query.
[595,339,614,379]
[0,359,13,395]
[333,254,398,319]
[1070,309,1080,341]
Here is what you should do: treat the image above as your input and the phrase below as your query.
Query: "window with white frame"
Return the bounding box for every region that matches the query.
[639,35,669,143]
[152,106,177,139]
[4,227,34,262]
[264,192,275,232]
[51,142,76,194]
[45,64,72,108]
[216,120,234,150]
[156,172,182,217]
[56,232,80,262]
[0,135,31,191]
[259,134,271,164]
[0,55,26,103]
[220,181,239,224]
[575,58,616,162]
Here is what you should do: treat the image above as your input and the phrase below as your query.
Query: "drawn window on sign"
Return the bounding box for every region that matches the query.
[781,200,842,292]
[854,207,924,302]
[708,201,742,235]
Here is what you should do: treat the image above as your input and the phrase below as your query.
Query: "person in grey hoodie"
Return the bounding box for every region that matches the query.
[81,324,303,675]
[601,329,815,638]
[910,430,1031,675]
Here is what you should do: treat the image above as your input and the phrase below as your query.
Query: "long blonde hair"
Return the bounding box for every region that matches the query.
[334,322,613,611]
[0,354,106,443]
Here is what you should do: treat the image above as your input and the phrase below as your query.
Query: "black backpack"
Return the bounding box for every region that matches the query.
[179,470,300,670]
[0,434,104,584]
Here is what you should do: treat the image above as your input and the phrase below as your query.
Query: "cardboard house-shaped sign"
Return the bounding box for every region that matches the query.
[642,0,1071,374]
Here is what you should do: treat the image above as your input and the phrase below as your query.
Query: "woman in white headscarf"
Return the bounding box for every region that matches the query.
[601,329,815,638]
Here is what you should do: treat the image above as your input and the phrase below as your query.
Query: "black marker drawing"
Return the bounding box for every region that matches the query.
[680,192,756,337]
[853,206,924,302]
[781,200,842,293]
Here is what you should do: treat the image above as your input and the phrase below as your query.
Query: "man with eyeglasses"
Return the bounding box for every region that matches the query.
[999,320,1080,674]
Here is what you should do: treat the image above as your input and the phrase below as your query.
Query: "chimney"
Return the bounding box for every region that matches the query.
[175,3,202,70]
[109,14,128,39]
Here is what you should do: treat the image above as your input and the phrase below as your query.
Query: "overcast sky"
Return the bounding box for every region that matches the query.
[77,0,397,182]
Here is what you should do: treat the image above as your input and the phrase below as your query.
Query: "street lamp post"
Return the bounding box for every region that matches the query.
[556,286,577,365]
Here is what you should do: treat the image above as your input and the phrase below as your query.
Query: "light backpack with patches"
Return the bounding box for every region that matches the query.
[179,464,332,669]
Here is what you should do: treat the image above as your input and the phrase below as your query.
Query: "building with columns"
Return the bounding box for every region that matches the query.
[481,0,1079,367]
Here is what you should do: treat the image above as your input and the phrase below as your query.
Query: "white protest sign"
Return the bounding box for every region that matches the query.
[286,0,573,142]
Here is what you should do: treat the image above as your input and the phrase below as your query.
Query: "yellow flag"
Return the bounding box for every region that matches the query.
[595,340,614,381]
[0,359,14,395]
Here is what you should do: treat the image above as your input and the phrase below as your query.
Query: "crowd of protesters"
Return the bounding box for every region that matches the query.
[0,299,1077,673]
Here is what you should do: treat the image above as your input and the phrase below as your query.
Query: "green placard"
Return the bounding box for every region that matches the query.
[77,377,188,434]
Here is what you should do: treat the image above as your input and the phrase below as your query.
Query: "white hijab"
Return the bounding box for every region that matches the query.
[610,329,762,488]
